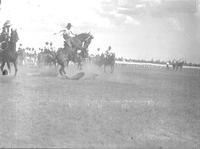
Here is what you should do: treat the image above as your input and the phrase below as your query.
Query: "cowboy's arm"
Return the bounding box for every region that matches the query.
[70,30,76,36]
[54,29,65,35]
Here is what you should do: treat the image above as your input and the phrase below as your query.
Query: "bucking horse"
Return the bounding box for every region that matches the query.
[56,33,93,75]
[0,29,19,76]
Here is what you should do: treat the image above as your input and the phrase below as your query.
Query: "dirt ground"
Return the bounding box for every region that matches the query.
[0,63,200,148]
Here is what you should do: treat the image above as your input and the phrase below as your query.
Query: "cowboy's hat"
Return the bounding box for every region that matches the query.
[3,20,12,27]
[66,23,72,28]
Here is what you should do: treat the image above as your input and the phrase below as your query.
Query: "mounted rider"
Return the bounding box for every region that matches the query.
[56,23,85,51]
[57,23,76,48]
[4,20,11,37]
[65,23,76,48]
[0,20,12,50]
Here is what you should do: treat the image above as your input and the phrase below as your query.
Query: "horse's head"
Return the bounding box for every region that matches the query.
[10,29,19,43]
[76,33,92,42]
[83,34,94,49]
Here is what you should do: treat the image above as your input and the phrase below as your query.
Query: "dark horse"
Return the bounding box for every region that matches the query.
[0,29,19,76]
[93,53,115,73]
[56,33,93,75]
[37,49,57,66]
[172,60,184,71]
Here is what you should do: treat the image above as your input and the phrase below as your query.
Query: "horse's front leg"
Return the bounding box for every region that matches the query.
[13,62,18,76]
[62,60,70,74]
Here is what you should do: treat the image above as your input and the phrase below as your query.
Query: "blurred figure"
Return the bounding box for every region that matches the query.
[50,42,54,51]
[166,61,170,69]
[105,46,112,57]
[96,48,101,56]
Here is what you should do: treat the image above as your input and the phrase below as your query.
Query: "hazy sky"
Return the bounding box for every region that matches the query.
[0,0,199,63]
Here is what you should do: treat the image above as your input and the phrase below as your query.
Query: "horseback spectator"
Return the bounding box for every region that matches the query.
[50,42,54,51]
[0,21,14,50]
[1,27,7,40]
[3,20,12,39]
[96,48,101,56]
[105,46,112,57]
[0,27,8,49]
[44,42,49,52]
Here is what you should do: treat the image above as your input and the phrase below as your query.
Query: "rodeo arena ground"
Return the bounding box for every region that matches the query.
[0,1,200,149]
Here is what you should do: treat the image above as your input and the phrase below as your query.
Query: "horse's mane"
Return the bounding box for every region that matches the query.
[10,30,19,43]
[77,32,90,36]
[76,32,92,40]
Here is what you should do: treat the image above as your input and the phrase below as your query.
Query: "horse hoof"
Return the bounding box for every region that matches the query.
[2,69,8,75]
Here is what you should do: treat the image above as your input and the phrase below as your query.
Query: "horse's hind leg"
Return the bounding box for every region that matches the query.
[59,63,66,76]
[13,62,18,76]
[6,62,11,74]
[1,61,5,74]
[62,66,66,75]
[59,68,63,76]
[59,65,64,76]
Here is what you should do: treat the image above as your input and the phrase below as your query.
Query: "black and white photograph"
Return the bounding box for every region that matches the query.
[0,0,200,148]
